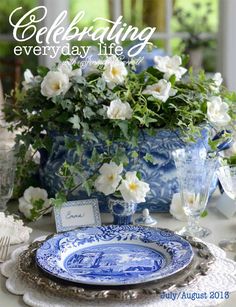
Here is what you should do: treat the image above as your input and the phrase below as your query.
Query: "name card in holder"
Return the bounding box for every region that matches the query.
[54,199,101,232]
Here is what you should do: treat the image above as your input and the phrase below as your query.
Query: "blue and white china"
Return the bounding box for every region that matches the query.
[135,208,157,226]
[36,225,194,286]
[108,197,137,225]
[40,128,215,213]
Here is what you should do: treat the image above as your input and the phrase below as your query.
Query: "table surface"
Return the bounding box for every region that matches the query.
[1,192,236,307]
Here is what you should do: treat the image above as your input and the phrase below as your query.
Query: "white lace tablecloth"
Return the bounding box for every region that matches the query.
[1,237,236,307]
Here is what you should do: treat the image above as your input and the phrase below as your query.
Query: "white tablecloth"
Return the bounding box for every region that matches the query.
[1,192,236,306]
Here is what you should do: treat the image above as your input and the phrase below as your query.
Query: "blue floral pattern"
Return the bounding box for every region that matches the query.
[39,128,214,212]
[36,225,194,286]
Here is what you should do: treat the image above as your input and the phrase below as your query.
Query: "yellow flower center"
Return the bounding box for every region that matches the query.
[108,174,115,181]
[52,82,61,91]
[154,85,161,93]
[187,195,197,206]
[129,182,138,192]
[111,67,120,77]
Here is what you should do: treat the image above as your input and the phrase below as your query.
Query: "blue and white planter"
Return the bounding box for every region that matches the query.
[108,197,137,225]
[39,127,216,213]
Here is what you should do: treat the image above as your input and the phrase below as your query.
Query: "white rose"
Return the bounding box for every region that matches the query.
[58,61,82,78]
[102,56,128,88]
[19,187,51,219]
[207,96,231,126]
[22,69,41,91]
[154,55,187,81]
[142,79,177,102]
[119,171,150,204]
[94,162,123,195]
[210,72,223,93]
[41,71,71,98]
[106,99,133,120]
[213,72,223,87]
[169,193,188,221]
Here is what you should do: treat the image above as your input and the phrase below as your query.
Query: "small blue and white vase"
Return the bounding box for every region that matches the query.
[108,197,137,225]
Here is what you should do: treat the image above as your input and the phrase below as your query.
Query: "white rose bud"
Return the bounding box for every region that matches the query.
[41,71,71,98]
[207,96,231,126]
[94,162,123,195]
[154,55,187,81]
[169,193,188,221]
[142,79,177,102]
[102,56,128,88]
[119,171,150,204]
[106,99,133,120]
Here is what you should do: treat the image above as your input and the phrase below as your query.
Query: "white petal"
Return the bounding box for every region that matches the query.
[24,69,34,83]
[169,193,188,221]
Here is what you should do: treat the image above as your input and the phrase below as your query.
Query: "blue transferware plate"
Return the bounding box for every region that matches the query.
[36,225,193,286]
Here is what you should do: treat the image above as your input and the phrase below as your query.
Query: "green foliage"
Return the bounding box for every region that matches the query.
[200,210,208,218]
[173,1,216,50]
[37,66,50,77]
[144,153,157,165]
[225,155,236,166]
[4,56,236,205]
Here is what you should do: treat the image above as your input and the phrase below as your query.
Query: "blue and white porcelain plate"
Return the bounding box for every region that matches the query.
[36,225,194,286]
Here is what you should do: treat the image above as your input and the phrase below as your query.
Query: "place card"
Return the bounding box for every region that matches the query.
[54,199,101,232]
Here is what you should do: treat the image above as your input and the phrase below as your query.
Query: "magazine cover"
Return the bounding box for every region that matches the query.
[0,1,235,306]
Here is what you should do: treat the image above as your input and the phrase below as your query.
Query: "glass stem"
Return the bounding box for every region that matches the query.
[187,215,200,232]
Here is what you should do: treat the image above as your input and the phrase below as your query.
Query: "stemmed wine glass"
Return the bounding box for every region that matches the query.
[0,146,16,211]
[217,165,236,251]
[173,147,217,238]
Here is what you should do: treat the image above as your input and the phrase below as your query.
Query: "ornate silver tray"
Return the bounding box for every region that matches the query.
[17,232,215,301]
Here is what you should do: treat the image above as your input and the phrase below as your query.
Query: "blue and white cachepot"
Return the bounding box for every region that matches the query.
[108,197,137,225]
[39,127,214,213]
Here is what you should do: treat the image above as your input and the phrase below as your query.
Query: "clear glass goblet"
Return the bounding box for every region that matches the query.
[217,165,236,251]
[0,146,16,211]
[173,147,217,238]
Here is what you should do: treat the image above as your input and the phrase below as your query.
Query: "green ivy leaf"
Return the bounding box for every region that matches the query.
[61,99,73,111]
[169,75,176,85]
[131,151,139,159]
[32,199,45,210]
[37,66,49,77]
[68,115,81,129]
[51,191,67,207]
[144,153,158,165]
[200,210,208,218]
[81,123,98,142]
[136,171,142,180]
[96,78,106,91]
[83,106,96,119]
[226,155,236,165]
[91,148,101,163]
[59,54,70,62]
[117,121,129,138]
[82,180,92,196]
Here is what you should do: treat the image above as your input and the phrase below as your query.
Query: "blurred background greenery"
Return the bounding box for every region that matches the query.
[0,0,218,93]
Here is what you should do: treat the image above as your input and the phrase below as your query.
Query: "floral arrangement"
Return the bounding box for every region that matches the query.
[4,53,236,220]
[94,161,150,204]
